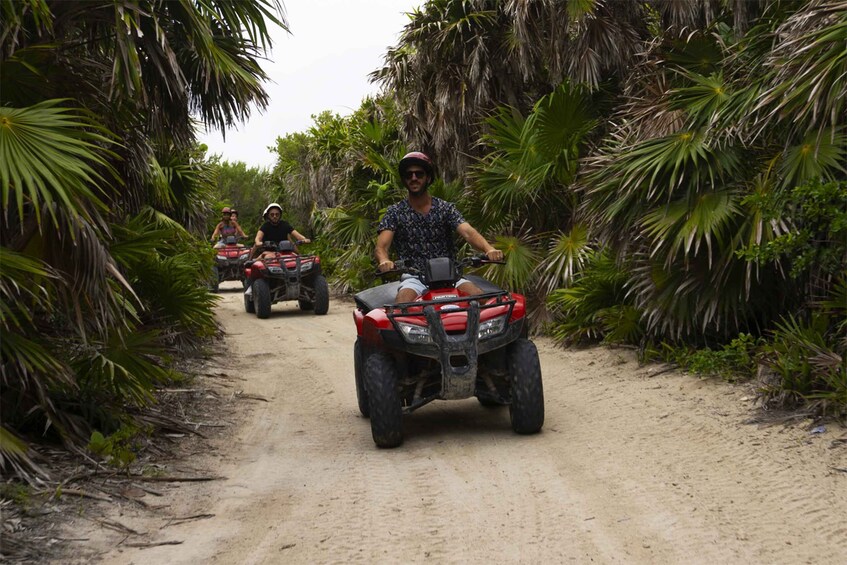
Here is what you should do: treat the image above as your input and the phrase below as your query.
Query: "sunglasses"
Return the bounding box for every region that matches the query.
[404,170,427,180]
[268,212,281,217]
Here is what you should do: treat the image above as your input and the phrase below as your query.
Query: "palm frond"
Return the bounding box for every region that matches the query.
[757,1,847,137]
[539,224,591,294]
[779,128,847,189]
[0,100,117,231]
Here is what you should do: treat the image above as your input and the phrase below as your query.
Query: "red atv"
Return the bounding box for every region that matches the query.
[243,240,329,318]
[211,235,251,292]
[353,255,544,448]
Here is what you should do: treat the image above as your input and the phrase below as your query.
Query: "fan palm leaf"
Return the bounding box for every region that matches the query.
[475,234,539,294]
[539,224,592,294]
[0,100,116,233]
[641,189,744,268]
[757,1,847,137]
[779,128,847,189]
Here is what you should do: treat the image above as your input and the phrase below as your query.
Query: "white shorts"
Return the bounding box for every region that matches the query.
[399,274,471,297]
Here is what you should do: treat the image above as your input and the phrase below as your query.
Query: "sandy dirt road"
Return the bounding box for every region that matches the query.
[74,281,845,564]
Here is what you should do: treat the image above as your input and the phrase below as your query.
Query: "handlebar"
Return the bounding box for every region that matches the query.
[375,255,504,278]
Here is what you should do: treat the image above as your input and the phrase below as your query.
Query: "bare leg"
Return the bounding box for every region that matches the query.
[457,281,483,296]
[395,288,419,303]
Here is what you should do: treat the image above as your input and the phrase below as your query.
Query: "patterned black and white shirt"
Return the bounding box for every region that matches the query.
[377,197,466,274]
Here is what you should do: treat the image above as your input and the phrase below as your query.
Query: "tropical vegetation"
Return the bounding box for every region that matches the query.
[268,0,845,414]
[1,0,286,479]
[2,0,845,483]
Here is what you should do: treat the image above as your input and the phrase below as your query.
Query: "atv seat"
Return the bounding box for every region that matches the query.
[353,275,504,313]
[354,282,400,312]
[463,274,504,294]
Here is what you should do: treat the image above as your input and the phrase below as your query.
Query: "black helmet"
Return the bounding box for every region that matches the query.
[398,151,434,180]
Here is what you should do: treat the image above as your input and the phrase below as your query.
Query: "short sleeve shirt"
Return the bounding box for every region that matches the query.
[377,197,466,274]
[259,220,294,243]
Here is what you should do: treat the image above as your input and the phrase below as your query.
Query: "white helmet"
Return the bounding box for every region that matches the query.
[262,202,282,219]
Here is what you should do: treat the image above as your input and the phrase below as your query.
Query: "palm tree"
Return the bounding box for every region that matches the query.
[1,0,287,477]
[580,0,846,342]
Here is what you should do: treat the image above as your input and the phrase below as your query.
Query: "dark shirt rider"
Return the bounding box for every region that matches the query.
[252,203,310,258]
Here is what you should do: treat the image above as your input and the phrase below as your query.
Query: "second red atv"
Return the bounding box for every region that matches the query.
[353,255,544,448]
[243,240,329,318]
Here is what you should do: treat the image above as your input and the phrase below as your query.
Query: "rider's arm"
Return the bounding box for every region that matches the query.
[290,229,310,244]
[456,222,503,261]
[234,221,246,238]
[211,222,222,241]
[375,229,395,272]
[254,229,265,247]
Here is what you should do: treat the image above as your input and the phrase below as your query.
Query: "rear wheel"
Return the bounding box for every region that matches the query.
[354,339,369,417]
[365,352,402,448]
[507,339,544,434]
[313,275,329,315]
[254,278,271,319]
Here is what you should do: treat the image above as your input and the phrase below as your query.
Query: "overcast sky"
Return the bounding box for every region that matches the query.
[197,0,421,169]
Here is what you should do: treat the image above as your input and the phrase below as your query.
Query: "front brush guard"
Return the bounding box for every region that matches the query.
[423,302,479,399]
[380,292,518,402]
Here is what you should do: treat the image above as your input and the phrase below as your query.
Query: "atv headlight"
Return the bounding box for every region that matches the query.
[215,255,227,263]
[268,266,283,274]
[396,321,432,344]
[300,262,312,272]
[478,315,507,340]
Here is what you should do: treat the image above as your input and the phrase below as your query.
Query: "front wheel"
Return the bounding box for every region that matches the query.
[254,278,271,319]
[354,339,369,417]
[209,266,220,293]
[243,283,255,313]
[364,352,402,448]
[313,275,329,315]
[507,338,544,434]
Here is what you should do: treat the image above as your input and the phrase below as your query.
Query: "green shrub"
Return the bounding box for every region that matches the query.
[547,249,643,345]
[760,314,846,413]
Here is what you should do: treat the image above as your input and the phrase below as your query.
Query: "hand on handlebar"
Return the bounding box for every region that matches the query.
[485,248,504,262]
[377,259,395,273]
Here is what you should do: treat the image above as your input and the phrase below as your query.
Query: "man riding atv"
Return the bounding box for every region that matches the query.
[375,151,503,300]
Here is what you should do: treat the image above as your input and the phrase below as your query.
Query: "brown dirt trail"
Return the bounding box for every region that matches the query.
[66,281,847,564]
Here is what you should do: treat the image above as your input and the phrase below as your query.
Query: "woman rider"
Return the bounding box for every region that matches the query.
[211,206,246,247]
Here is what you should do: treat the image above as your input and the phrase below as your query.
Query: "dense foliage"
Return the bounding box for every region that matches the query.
[270,0,845,413]
[2,0,844,482]
[1,0,286,479]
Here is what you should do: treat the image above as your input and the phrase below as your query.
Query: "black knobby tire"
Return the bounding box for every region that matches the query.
[313,275,329,315]
[507,338,545,434]
[254,278,272,319]
[364,352,403,448]
[354,339,370,417]
[298,298,314,311]
[243,285,255,313]
[209,267,219,293]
